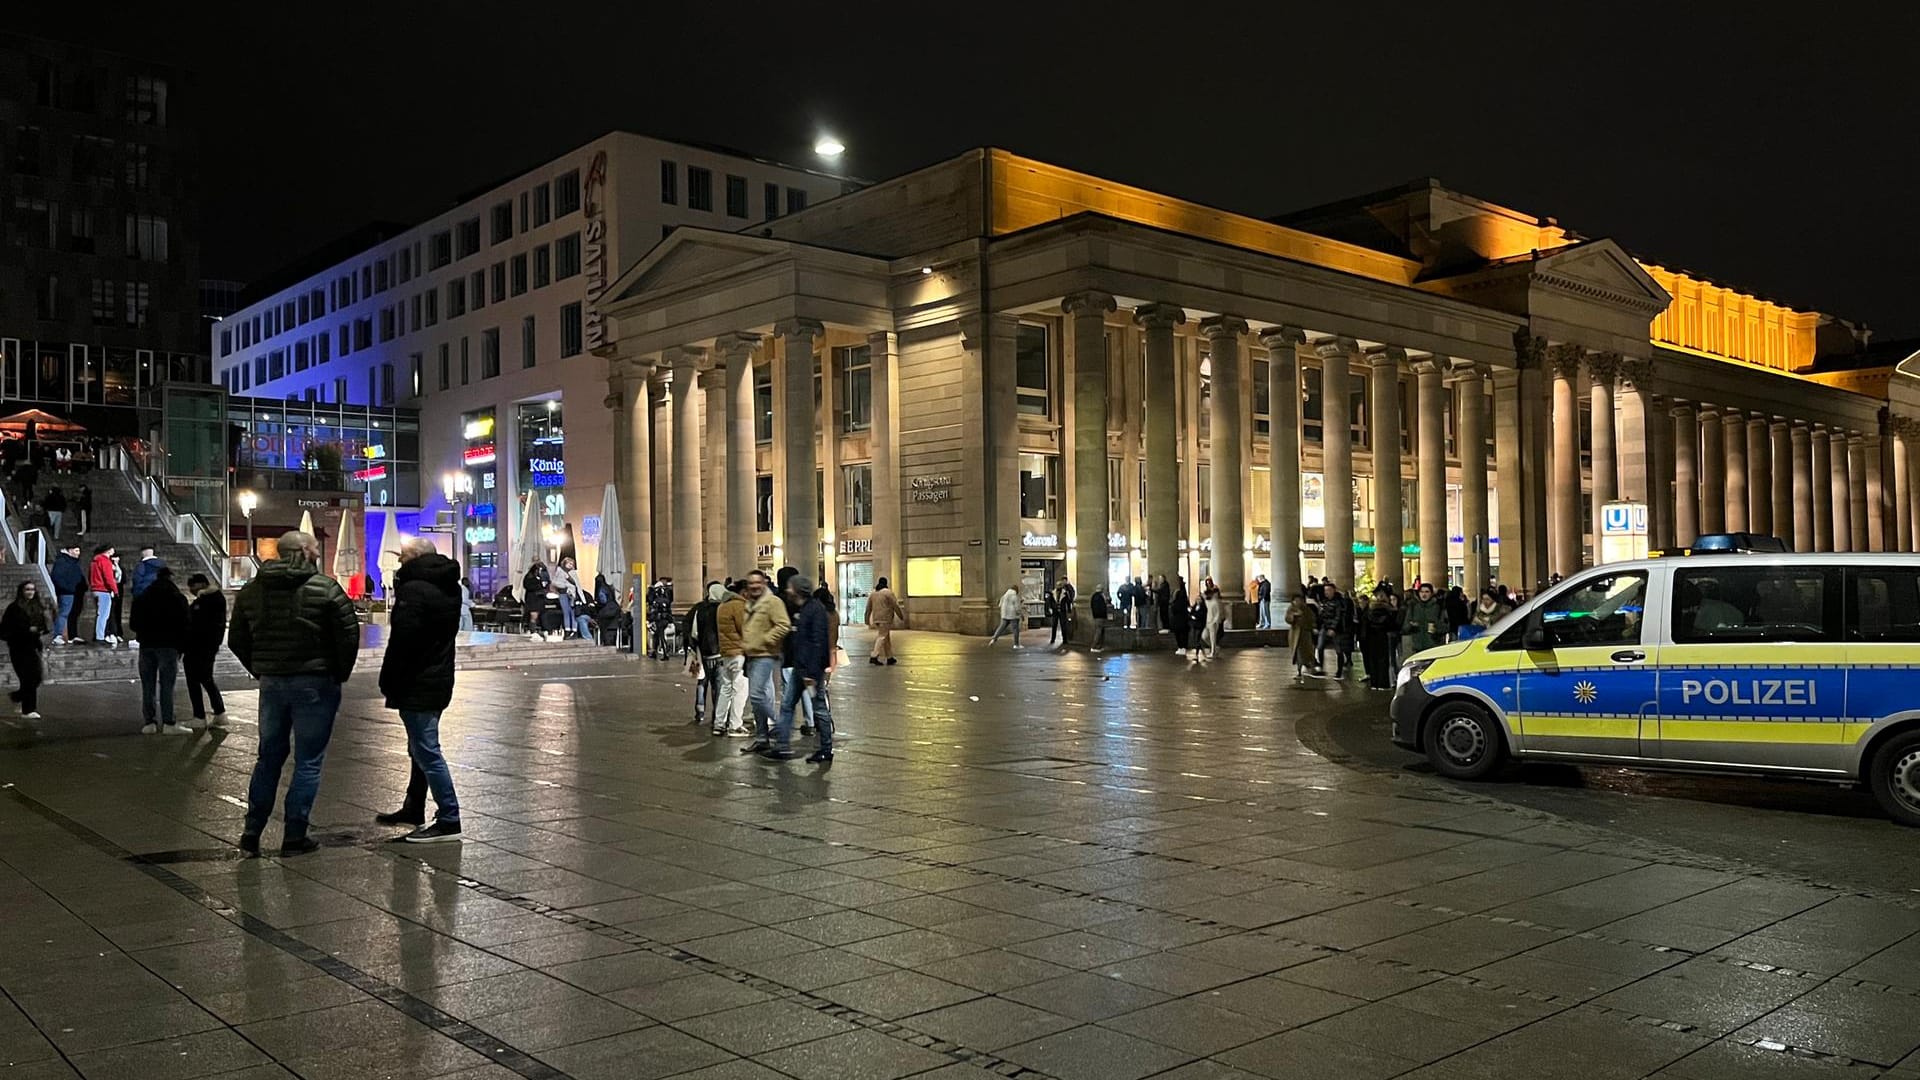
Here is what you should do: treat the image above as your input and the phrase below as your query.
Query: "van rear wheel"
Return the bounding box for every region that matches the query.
[1868,730,1920,828]
[1423,700,1505,781]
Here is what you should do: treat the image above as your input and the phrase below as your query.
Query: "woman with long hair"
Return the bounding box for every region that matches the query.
[1,581,48,718]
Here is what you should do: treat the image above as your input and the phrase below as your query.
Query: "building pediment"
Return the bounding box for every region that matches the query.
[1529,239,1671,317]
[604,229,794,306]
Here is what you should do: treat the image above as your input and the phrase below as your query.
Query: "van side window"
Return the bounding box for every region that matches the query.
[1671,566,1833,644]
[1490,571,1647,650]
[1847,569,1920,642]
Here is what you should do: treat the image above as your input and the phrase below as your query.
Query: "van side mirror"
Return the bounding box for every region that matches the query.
[1522,624,1552,652]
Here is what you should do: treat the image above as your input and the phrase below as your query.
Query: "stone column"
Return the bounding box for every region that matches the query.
[1723,409,1748,532]
[1369,347,1406,585]
[1453,362,1489,595]
[1414,359,1448,588]
[608,358,653,581]
[650,370,672,573]
[868,330,902,590]
[1549,346,1583,577]
[1698,408,1724,535]
[1745,415,1771,535]
[1895,426,1913,553]
[1259,327,1304,596]
[1201,316,1249,596]
[776,318,823,573]
[961,314,1021,629]
[1865,434,1887,553]
[1616,361,1651,541]
[1811,425,1833,551]
[1906,423,1920,552]
[1137,305,1185,588]
[1774,417,1789,541]
[1588,354,1618,547]
[1848,433,1870,552]
[1495,335,1551,591]
[1672,403,1699,545]
[715,333,759,580]
[1831,429,1853,552]
[1790,423,1814,552]
[668,345,705,592]
[699,361,727,566]
[1064,292,1116,603]
[1319,337,1357,589]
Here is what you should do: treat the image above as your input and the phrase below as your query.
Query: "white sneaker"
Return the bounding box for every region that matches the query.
[160,723,192,736]
[51,636,65,646]
[127,640,140,650]
[140,723,158,734]
[209,713,227,727]
[21,712,40,719]
[183,718,205,731]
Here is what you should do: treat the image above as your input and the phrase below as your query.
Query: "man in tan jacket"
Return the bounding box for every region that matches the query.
[737,570,791,754]
[865,576,905,666]
[712,582,750,736]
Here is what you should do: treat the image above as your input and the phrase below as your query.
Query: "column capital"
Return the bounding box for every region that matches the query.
[1811,421,1828,434]
[1546,343,1586,379]
[1670,400,1698,419]
[1617,357,1653,388]
[1370,345,1409,368]
[1720,406,1745,423]
[1258,325,1307,349]
[1586,350,1622,383]
[665,344,706,372]
[1447,358,1486,381]
[1315,335,1358,360]
[1133,303,1186,330]
[1061,290,1117,317]
[1198,314,1249,340]
[1512,332,1549,371]
[866,329,898,351]
[1770,416,1790,432]
[959,311,1019,351]
[697,365,727,390]
[774,317,825,341]
[715,331,761,363]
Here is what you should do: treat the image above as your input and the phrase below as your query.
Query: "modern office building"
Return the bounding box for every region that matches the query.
[213,132,849,597]
[0,32,204,427]
[596,149,1920,632]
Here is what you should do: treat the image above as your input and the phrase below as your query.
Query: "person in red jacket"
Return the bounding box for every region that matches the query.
[86,544,117,646]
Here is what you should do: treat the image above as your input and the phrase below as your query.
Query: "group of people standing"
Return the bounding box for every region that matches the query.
[1280,576,1521,687]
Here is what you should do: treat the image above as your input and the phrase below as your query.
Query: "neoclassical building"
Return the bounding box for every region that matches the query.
[596,150,1920,631]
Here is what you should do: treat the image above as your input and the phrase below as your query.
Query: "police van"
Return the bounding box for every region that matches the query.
[1389,553,1920,825]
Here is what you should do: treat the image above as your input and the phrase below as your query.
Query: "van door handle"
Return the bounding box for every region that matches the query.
[1610,650,1645,663]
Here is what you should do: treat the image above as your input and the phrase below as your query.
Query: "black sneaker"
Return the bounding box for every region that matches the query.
[375,807,425,827]
[805,750,833,764]
[799,725,813,737]
[402,820,463,844]
[886,658,897,665]
[758,746,797,761]
[278,835,319,856]
[739,740,769,755]
[868,657,882,665]
[238,833,260,854]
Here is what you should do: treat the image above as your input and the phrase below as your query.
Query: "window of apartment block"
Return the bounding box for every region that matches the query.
[124,213,169,261]
[295,340,310,371]
[337,324,350,357]
[333,376,347,403]
[430,231,453,268]
[456,218,480,258]
[1019,453,1059,520]
[361,265,372,296]
[409,352,424,397]
[481,328,500,379]
[470,270,486,309]
[1198,464,1211,525]
[67,208,95,253]
[560,302,582,357]
[518,191,529,232]
[688,167,713,211]
[254,356,266,385]
[786,187,808,214]
[448,277,466,317]
[764,182,779,220]
[460,337,470,385]
[660,161,677,204]
[533,183,551,225]
[510,254,528,296]
[124,143,149,189]
[123,76,167,126]
[91,279,115,325]
[354,317,372,351]
[843,464,873,527]
[1015,322,1050,417]
[521,316,536,369]
[14,198,53,247]
[533,245,551,288]
[123,282,149,327]
[318,332,330,364]
[310,287,325,317]
[297,294,310,324]
[555,232,581,278]
[399,247,412,282]
[490,262,506,304]
[754,371,773,442]
[1109,457,1126,528]
[424,289,438,326]
[755,475,774,532]
[438,343,451,390]
[220,329,232,356]
[379,307,395,342]
[725,174,748,218]
[837,345,871,431]
[374,259,389,292]
[490,201,512,244]
[554,169,581,216]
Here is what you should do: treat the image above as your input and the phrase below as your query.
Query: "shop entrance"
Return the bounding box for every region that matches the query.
[1019,558,1059,625]
[838,559,873,625]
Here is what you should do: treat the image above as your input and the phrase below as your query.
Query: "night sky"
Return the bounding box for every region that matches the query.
[19,5,1920,338]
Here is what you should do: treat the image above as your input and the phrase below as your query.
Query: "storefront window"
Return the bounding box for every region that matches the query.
[460,406,501,598]
[517,399,569,563]
[842,464,872,526]
[1018,453,1058,520]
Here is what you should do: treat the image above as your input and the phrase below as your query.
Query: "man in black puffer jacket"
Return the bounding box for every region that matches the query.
[230,530,361,856]
[374,538,463,842]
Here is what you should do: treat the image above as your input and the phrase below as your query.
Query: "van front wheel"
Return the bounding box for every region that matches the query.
[1868,729,1920,827]
[1423,700,1505,781]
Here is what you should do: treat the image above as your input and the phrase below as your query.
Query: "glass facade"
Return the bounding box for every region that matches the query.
[460,406,502,598]
[229,398,419,507]
[516,399,573,564]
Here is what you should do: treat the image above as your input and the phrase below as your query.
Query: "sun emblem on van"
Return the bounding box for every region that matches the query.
[1573,681,1598,704]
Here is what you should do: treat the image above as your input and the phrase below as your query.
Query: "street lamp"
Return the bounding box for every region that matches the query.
[813,134,845,159]
[237,489,258,565]
[442,471,472,568]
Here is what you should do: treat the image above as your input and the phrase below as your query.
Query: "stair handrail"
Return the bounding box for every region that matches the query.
[107,444,225,584]
[0,485,58,602]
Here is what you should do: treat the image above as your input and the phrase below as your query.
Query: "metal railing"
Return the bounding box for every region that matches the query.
[106,444,227,584]
[0,485,58,601]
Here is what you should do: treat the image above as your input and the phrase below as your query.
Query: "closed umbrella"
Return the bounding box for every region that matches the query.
[298,509,315,537]
[376,510,403,597]
[513,491,547,586]
[598,482,625,593]
[332,509,360,579]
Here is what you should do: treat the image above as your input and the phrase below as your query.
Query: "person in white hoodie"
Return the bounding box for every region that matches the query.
[987,585,1024,648]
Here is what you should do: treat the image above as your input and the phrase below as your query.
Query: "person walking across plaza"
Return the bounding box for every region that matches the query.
[1089,586,1110,652]
[231,530,361,855]
[713,579,750,735]
[767,575,834,763]
[374,538,464,842]
[87,543,117,646]
[1,581,47,719]
[41,485,65,541]
[1316,581,1355,679]
[50,542,83,645]
[1203,583,1229,658]
[737,570,791,755]
[988,585,1023,648]
[1285,586,1317,678]
[683,582,725,729]
[130,566,189,732]
[866,576,905,665]
[184,572,227,726]
[1048,580,1076,649]
[1170,577,1194,659]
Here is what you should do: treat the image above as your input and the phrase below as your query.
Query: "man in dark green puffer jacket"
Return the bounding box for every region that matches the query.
[230,530,361,856]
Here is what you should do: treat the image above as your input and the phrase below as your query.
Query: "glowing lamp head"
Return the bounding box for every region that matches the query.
[813,135,845,158]
[237,490,258,517]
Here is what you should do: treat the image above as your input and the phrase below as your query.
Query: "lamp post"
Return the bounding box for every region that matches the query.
[237,489,258,567]
[441,471,471,569]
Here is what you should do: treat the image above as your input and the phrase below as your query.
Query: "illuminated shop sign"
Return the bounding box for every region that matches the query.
[463,417,494,440]
[463,444,496,467]
[1021,532,1059,549]
[528,457,566,487]
[583,150,609,350]
[464,525,497,545]
[351,465,388,482]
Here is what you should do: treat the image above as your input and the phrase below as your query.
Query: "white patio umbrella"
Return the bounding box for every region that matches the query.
[332,509,360,580]
[297,508,315,537]
[597,482,625,593]
[512,490,547,587]
[376,509,404,594]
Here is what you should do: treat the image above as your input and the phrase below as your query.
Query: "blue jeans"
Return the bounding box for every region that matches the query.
[558,592,576,632]
[92,591,113,640]
[138,647,179,726]
[1256,599,1271,629]
[398,709,460,822]
[245,674,342,834]
[745,656,780,739]
[54,593,75,638]
[775,671,833,753]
